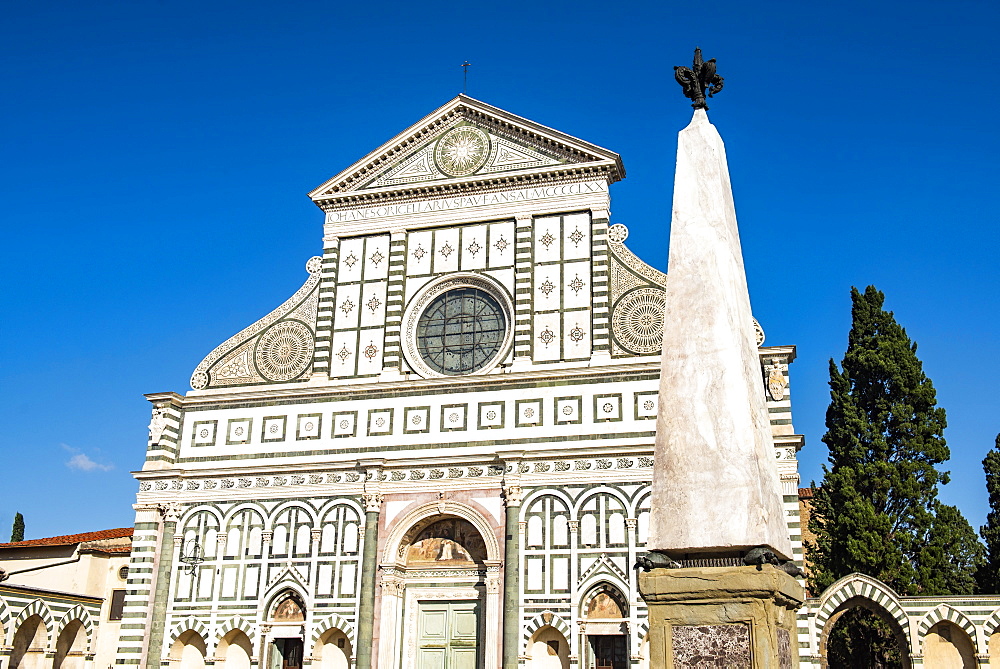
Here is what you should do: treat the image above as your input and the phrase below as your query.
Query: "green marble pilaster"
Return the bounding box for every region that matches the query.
[355,491,383,669]
[145,504,181,669]
[501,465,523,669]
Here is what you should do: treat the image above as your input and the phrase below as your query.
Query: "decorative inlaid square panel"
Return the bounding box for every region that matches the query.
[593,394,622,422]
[440,404,467,432]
[554,397,582,425]
[261,416,286,442]
[635,391,659,420]
[296,414,322,440]
[515,399,543,427]
[478,402,505,429]
[332,411,357,438]
[192,420,217,446]
[367,409,393,436]
[404,406,430,434]
[226,418,252,445]
[672,624,750,668]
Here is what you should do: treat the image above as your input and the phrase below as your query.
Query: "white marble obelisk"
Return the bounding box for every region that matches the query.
[648,109,792,560]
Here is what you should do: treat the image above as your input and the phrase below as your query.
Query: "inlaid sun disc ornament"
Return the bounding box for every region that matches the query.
[434,125,491,177]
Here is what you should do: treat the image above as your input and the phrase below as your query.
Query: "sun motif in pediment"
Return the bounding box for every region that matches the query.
[434,126,490,177]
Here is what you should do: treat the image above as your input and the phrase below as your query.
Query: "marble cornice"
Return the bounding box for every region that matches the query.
[314,163,619,212]
[179,360,661,408]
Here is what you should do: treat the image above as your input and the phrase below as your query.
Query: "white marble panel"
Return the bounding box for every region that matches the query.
[478,402,504,428]
[527,516,543,547]
[459,224,488,270]
[562,260,591,310]
[533,216,561,263]
[487,221,515,268]
[368,409,392,435]
[526,557,544,591]
[363,234,390,281]
[197,567,213,598]
[357,329,384,375]
[340,563,356,596]
[562,212,591,260]
[329,330,358,377]
[317,563,333,595]
[433,227,460,274]
[406,230,433,276]
[595,395,621,421]
[262,417,285,441]
[533,265,560,309]
[221,566,237,598]
[608,513,626,544]
[243,566,259,597]
[635,392,658,419]
[552,516,569,545]
[192,421,216,446]
[333,412,355,437]
[534,315,561,362]
[552,557,569,591]
[517,400,542,426]
[338,237,364,283]
[359,281,387,328]
[563,312,591,360]
[227,419,251,445]
[333,283,361,330]
[555,397,580,424]
[581,514,598,546]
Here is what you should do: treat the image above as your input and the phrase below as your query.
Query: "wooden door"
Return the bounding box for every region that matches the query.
[270,639,302,669]
[416,600,480,669]
[588,636,627,669]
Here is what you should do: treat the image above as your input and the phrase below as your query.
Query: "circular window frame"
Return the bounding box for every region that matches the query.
[402,273,514,379]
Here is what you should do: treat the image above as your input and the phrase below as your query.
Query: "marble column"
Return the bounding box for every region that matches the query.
[145,503,181,669]
[502,480,522,669]
[355,491,382,669]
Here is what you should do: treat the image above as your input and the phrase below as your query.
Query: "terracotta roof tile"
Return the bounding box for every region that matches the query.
[798,487,815,498]
[0,528,133,549]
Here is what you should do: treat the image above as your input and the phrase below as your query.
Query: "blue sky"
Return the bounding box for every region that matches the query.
[2,0,998,541]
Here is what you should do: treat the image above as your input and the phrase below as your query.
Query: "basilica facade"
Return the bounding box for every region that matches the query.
[116,96,803,669]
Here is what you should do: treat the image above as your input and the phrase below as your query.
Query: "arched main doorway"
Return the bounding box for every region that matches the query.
[378,503,502,669]
[265,593,306,669]
[580,584,629,669]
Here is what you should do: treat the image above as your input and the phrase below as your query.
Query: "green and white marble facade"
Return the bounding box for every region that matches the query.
[117,95,804,669]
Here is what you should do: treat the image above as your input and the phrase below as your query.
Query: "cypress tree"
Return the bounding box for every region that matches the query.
[10,512,24,542]
[920,503,983,595]
[979,434,1000,593]
[808,286,952,596]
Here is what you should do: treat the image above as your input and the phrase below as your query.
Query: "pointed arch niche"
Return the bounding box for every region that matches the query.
[259,591,306,669]
[377,501,502,669]
[579,584,629,669]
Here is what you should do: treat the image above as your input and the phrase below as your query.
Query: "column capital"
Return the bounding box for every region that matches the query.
[159,503,182,523]
[363,492,384,512]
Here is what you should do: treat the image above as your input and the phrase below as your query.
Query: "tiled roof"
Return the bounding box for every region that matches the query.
[798,487,815,499]
[0,528,133,549]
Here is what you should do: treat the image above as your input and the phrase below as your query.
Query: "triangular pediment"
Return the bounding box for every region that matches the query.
[309,95,624,202]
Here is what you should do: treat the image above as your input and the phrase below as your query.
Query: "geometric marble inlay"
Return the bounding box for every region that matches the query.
[672,624,751,668]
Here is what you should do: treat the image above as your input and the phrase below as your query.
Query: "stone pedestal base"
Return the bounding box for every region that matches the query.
[638,565,804,669]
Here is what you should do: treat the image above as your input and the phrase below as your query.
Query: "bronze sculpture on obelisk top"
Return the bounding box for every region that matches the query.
[637,50,804,668]
[674,47,725,110]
